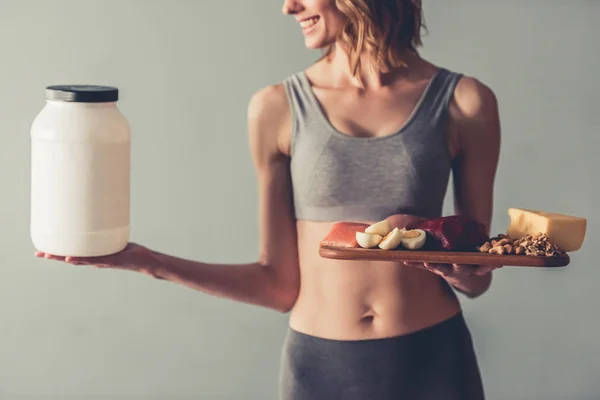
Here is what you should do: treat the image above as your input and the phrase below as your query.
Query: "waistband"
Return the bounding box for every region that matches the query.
[286,311,467,352]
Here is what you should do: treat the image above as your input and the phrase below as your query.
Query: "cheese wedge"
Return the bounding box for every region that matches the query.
[506,208,587,252]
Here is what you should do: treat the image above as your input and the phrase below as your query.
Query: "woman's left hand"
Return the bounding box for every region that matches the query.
[403,262,501,297]
[403,262,500,279]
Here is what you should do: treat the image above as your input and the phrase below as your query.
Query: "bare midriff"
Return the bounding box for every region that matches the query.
[288,217,462,341]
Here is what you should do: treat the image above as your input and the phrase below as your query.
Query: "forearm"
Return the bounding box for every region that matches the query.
[445,270,493,299]
[148,251,298,313]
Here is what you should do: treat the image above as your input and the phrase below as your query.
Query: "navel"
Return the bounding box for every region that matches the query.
[359,308,378,324]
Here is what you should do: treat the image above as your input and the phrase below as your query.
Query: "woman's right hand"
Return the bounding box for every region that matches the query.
[34,243,161,278]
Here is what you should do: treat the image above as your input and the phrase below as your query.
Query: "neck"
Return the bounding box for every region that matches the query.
[326,43,419,89]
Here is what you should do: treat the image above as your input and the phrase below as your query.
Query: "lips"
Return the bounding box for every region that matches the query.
[299,16,320,29]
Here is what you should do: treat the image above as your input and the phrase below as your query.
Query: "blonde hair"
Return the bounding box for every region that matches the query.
[324,0,427,75]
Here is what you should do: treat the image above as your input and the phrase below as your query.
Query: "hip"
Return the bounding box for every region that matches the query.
[279,311,485,400]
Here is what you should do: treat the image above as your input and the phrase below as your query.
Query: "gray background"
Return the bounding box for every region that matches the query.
[1,1,598,399]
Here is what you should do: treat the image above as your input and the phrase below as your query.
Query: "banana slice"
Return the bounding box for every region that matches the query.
[356,231,383,249]
[365,219,393,236]
[378,227,403,250]
[400,229,426,250]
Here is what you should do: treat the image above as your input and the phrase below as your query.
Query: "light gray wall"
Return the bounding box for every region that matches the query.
[1,1,597,399]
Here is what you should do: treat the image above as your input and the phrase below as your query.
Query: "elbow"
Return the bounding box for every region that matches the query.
[269,269,300,313]
[273,281,300,313]
[261,261,301,313]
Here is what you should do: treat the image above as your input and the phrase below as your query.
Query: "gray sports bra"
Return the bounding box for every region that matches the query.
[282,68,463,222]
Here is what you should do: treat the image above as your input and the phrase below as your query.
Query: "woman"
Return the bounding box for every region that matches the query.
[37,0,501,398]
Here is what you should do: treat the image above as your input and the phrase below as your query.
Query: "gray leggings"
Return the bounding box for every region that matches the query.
[279,312,485,400]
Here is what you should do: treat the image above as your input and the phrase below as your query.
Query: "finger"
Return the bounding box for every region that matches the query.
[452,264,478,276]
[425,263,449,269]
[65,256,99,265]
[424,263,453,276]
[403,262,423,268]
[403,262,438,275]
[403,262,438,273]
[64,256,85,265]
[34,251,45,258]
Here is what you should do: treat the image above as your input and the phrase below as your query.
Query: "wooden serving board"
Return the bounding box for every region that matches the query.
[319,245,570,268]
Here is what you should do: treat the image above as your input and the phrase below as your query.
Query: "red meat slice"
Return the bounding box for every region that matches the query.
[320,222,370,248]
[407,215,489,251]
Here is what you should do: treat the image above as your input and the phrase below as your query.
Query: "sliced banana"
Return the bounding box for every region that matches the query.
[400,229,426,250]
[378,227,403,250]
[356,231,383,249]
[365,219,393,236]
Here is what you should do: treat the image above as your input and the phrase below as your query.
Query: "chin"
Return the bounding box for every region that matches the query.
[304,40,324,50]
[304,35,334,50]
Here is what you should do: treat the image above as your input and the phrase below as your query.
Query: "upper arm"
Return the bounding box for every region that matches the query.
[247,84,300,305]
[448,77,501,234]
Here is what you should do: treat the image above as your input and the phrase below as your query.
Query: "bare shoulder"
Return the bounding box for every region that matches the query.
[248,83,289,122]
[449,75,501,151]
[451,76,499,123]
[247,83,292,157]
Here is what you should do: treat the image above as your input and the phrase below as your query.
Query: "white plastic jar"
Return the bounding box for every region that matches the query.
[30,85,131,257]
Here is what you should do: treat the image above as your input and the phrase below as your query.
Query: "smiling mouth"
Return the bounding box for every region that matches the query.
[299,16,320,29]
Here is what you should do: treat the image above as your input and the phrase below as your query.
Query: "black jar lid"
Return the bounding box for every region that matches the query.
[45,85,119,103]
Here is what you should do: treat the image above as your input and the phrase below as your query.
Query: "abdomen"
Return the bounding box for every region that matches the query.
[289,219,461,340]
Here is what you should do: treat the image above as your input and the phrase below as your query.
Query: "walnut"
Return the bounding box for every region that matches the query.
[545,242,556,252]
[497,238,511,247]
[479,242,492,253]
[515,246,525,255]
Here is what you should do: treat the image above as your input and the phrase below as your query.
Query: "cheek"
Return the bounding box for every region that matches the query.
[325,13,346,36]
[310,0,337,11]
